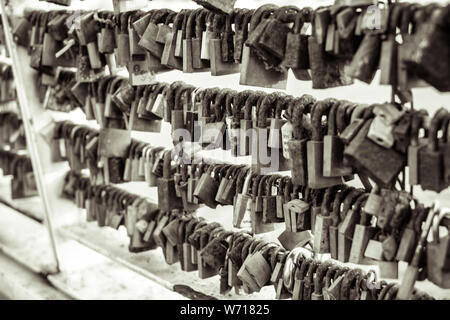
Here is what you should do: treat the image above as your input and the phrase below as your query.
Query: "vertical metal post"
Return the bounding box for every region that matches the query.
[0,1,60,273]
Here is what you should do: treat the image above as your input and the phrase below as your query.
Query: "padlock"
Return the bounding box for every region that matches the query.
[210,14,240,76]
[282,8,312,78]
[139,10,168,58]
[239,92,258,156]
[78,12,103,69]
[323,101,354,178]
[161,11,185,70]
[282,179,294,231]
[329,187,353,259]
[262,175,282,224]
[291,257,311,300]
[233,9,250,63]
[175,10,192,58]
[200,12,215,61]
[268,96,288,149]
[251,175,274,234]
[253,93,288,173]
[255,6,299,67]
[240,4,288,89]
[233,170,252,228]
[221,165,242,205]
[426,208,450,288]
[419,108,448,192]
[288,96,313,186]
[193,164,222,208]
[157,150,183,212]
[407,110,427,186]
[13,15,32,47]
[314,187,338,254]
[307,99,342,189]
[191,9,210,69]
[171,85,190,134]
[396,204,423,263]
[286,198,310,233]
[344,118,405,188]
[348,33,380,84]
[367,115,396,149]
[338,192,367,263]
[281,99,295,160]
[214,165,232,204]
[349,200,376,265]
[182,9,202,73]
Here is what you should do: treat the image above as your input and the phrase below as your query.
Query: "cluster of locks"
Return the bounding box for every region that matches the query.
[10,1,450,93]
[1,0,449,300]
[62,169,441,300]
[52,114,450,296]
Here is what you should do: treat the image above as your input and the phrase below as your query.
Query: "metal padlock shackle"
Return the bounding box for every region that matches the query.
[283,177,293,201]
[173,83,194,111]
[241,91,259,121]
[256,175,270,197]
[282,248,303,291]
[320,186,339,216]
[181,10,194,41]
[330,186,354,227]
[355,193,370,225]
[334,100,351,135]
[194,9,209,39]
[313,261,334,296]
[200,87,220,117]
[185,9,202,41]
[340,188,366,222]
[427,108,449,152]
[431,207,450,245]
[311,98,337,142]
[150,9,172,25]
[224,90,237,118]
[265,174,281,197]
[340,269,362,300]
[166,81,185,111]
[248,4,278,33]
[212,89,229,122]
[235,166,249,193]
[256,92,282,128]
[304,261,320,298]
[173,10,188,35]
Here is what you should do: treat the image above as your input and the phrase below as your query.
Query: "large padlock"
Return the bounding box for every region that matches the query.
[240,4,288,89]
[419,108,448,192]
[344,118,405,188]
[139,10,168,58]
[307,99,342,189]
[402,5,450,92]
[157,150,183,212]
[193,164,222,208]
[323,100,354,178]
